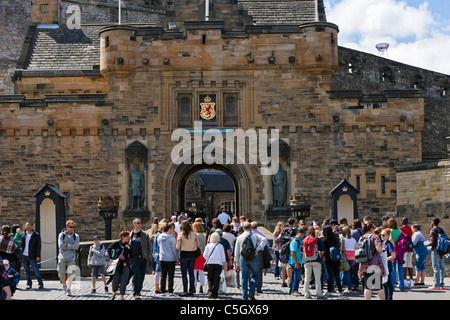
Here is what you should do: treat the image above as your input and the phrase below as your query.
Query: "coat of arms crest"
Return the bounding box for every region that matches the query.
[200,95,216,120]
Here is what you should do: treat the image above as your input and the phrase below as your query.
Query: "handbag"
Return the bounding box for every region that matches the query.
[339,238,350,272]
[195,247,202,258]
[225,270,236,288]
[106,247,124,276]
[203,243,219,272]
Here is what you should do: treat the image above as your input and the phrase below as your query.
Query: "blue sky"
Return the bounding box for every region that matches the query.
[324,0,450,74]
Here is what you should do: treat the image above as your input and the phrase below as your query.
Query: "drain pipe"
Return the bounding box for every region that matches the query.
[118,0,122,25]
[205,0,209,21]
[315,0,319,21]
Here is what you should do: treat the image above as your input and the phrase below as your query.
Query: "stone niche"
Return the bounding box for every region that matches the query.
[122,140,150,220]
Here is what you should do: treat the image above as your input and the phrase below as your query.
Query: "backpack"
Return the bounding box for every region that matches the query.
[303,236,319,262]
[280,227,296,246]
[241,234,256,261]
[354,235,372,263]
[437,231,450,255]
[329,246,341,262]
[279,237,300,264]
[405,234,414,251]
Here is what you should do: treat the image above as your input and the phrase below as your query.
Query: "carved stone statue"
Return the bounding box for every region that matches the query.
[130,164,144,209]
[272,163,287,209]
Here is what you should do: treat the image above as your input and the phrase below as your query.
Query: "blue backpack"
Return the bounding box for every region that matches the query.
[437,231,450,255]
[329,246,341,262]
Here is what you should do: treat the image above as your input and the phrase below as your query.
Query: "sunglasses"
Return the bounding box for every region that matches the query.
[67,226,75,228]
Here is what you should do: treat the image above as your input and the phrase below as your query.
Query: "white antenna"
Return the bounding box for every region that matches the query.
[376,43,389,58]
[118,0,121,25]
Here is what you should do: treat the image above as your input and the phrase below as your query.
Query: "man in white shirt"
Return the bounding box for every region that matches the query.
[234,222,268,300]
[217,209,231,225]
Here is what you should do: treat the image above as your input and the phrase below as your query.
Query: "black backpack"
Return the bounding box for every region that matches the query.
[241,234,256,260]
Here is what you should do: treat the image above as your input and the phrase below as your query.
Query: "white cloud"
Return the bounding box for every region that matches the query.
[324,0,450,74]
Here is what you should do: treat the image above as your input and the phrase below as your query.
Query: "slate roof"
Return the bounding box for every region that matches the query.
[195,171,235,192]
[239,0,318,25]
[23,25,102,70]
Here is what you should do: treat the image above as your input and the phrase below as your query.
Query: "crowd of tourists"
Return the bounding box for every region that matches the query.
[0,212,448,300]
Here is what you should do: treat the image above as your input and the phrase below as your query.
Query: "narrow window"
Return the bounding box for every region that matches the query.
[356,176,360,191]
[223,95,238,126]
[178,95,192,126]
[381,176,386,194]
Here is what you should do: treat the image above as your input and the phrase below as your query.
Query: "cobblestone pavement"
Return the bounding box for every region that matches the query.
[12,267,449,301]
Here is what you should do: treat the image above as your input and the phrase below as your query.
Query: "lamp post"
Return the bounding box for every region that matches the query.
[98,196,119,240]
[289,194,311,219]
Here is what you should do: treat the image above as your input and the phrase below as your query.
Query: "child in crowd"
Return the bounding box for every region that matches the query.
[87,235,108,293]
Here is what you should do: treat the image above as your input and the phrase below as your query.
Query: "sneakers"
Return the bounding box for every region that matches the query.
[291,291,303,297]
[66,289,72,297]
[429,287,441,291]
[91,288,96,294]
[63,284,68,295]
[104,285,109,293]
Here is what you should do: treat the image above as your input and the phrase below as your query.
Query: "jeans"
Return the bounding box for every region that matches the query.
[384,266,394,300]
[160,260,176,293]
[342,260,354,290]
[289,263,302,294]
[274,251,281,278]
[180,257,196,293]
[390,259,405,290]
[304,261,323,297]
[431,249,445,288]
[130,257,147,296]
[240,255,259,300]
[22,255,44,288]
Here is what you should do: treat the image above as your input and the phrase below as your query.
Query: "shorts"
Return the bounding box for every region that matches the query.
[403,252,414,268]
[57,260,76,278]
[91,265,105,276]
[363,272,383,291]
[279,261,288,268]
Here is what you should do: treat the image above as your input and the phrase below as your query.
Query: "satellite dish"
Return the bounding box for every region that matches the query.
[376,43,390,57]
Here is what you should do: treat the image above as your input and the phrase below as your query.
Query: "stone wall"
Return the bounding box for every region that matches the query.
[334,46,450,161]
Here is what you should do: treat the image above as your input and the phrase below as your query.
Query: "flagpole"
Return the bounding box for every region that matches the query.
[118,0,121,25]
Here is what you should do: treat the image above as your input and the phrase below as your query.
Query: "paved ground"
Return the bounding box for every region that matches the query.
[11,267,449,301]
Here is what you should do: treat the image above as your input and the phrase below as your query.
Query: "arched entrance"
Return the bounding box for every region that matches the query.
[164,162,253,220]
[183,168,237,221]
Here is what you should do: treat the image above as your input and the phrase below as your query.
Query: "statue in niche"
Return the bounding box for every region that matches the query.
[272,163,287,209]
[130,164,144,210]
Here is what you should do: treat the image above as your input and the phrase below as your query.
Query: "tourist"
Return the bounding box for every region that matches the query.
[57,220,80,296]
[322,225,343,296]
[381,228,396,300]
[222,224,236,250]
[289,228,305,296]
[3,259,20,297]
[21,221,44,290]
[149,223,159,273]
[272,221,284,280]
[152,222,164,294]
[234,222,268,300]
[193,221,207,293]
[302,226,326,299]
[11,224,23,273]
[87,235,108,294]
[176,220,200,296]
[388,218,406,291]
[239,216,247,226]
[340,226,356,293]
[0,225,17,271]
[158,223,179,296]
[217,208,231,225]
[108,230,131,300]
[129,218,152,299]
[358,223,385,300]
[280,217,297,287]
[231,216,240,233]
[400,217,414,287]
[411,224,428,286]
[203,232,227,299]
[428,218,445,290]
[251,221,269,294]
[0,257,12,300]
